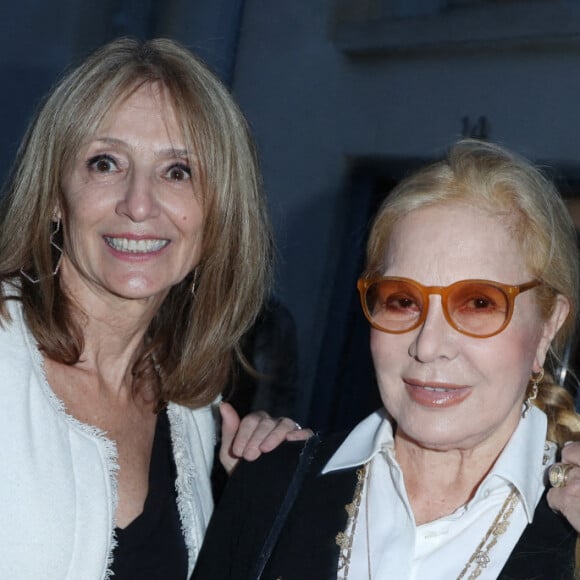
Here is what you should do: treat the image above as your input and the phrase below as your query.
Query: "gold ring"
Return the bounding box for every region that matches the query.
[548,463,574,488]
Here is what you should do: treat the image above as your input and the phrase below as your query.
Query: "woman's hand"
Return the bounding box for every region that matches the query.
[547,442,580,532]
[218,402,312,474]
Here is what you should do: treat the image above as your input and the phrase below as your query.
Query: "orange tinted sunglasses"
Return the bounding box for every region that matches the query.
[357,276,541,338]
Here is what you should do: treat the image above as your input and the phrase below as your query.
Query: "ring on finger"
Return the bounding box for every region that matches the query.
[548,462,574,488]
[294,422,302,430]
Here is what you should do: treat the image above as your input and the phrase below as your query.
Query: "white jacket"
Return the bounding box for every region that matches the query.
[0,298,216,579]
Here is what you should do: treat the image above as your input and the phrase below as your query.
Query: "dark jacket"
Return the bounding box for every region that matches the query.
[193,434,577,580]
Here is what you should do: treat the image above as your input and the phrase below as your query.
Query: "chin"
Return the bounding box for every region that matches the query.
[397,418,472,450]
[108,277,171,301]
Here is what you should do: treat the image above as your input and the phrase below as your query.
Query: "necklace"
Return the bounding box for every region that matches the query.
[336,464,368,579]
[336,461,519,580]
[456,486,519,579]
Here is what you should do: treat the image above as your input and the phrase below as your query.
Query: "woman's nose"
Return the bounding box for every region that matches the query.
[408,296,458,362]
[116,170,161,222]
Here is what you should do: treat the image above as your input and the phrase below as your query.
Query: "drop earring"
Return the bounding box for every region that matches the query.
[522,368,543,418]
[50,218,63,275]
[20,219,63,284]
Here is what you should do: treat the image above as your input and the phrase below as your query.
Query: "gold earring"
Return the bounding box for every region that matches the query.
[522,368,543,418]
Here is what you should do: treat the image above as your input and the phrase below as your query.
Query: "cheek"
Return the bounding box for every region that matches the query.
[471,326,541,395]
[62,188,106,226]
[508,313,545,363]
[175,198,204,232]
[370,330,406,380]
[62,206,94,243]
[370,331,409,415]
[370,329,390,365]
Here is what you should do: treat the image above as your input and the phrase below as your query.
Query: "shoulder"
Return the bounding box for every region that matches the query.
[0,296,43,393]
[227,431,349,497]
[0,296,26,347]
[194,432,355,580]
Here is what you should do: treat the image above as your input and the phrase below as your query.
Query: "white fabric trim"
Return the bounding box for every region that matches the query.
[0,296,217,579]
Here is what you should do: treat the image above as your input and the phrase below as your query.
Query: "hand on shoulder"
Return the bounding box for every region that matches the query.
[218,402,312,474]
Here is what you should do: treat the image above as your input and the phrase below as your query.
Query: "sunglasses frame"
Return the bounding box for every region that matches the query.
[357,276,542,339]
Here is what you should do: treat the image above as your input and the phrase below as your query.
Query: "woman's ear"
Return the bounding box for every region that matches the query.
[533,294,570,372]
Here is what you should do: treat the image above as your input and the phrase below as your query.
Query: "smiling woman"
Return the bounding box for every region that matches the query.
[0,38,308,580]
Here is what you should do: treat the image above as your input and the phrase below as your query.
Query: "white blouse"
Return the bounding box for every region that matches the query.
[324,406,555,579]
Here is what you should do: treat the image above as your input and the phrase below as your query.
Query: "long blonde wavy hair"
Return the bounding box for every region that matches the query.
[363,139,580,445]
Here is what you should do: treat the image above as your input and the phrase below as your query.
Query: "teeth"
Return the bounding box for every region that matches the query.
[423,386,450,392]
[104,237,169,253]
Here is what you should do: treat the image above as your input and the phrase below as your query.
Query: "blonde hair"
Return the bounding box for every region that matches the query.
[0,37,273,408]
[364,139,580,444]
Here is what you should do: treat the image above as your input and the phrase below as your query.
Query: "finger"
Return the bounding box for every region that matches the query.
[233,415,296,460]
[218,402,242,474]
[559,464,580,490]
[548,462,575,488]
[219,402,241,449]
[547,483,580,533]
[285,427,314,441]
[231,411,271,460]
[229,413,313,463]
[547,486,563,513]
[560,442,580,465]
[548,466,580,510]
[255,417,305,453]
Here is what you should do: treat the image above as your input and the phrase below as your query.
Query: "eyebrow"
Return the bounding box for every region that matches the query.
[89,137,190,159]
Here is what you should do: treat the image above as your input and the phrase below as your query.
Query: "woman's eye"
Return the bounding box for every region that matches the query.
[463,296,497,312]
[87,155,116,173]
[386,295,418,311]
[166,163,191,182]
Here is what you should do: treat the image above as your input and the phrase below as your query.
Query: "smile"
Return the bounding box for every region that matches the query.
[404,379,471,408]
[104,236,169,253]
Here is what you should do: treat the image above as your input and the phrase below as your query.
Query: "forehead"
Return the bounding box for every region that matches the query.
[384,204,530,284]
[97,82,181,133]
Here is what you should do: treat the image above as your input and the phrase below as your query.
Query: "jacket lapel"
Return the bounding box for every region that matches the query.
[498,491,576,580]
[263,437,361,579]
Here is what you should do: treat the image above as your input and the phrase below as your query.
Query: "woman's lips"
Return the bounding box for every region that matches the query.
[103,235,170,261]
[104,235,170,253]
[403,378,472,408]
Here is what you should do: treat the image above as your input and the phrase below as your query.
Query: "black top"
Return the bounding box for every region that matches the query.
[111,409,188,579]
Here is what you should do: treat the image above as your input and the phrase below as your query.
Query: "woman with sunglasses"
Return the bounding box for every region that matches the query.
[193,139,580,579]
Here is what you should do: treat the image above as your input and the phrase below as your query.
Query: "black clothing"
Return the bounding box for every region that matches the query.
[111,409,188,579]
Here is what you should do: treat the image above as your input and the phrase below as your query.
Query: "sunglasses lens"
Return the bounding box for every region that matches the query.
[365,279,423,332]
[447,282,509,336]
